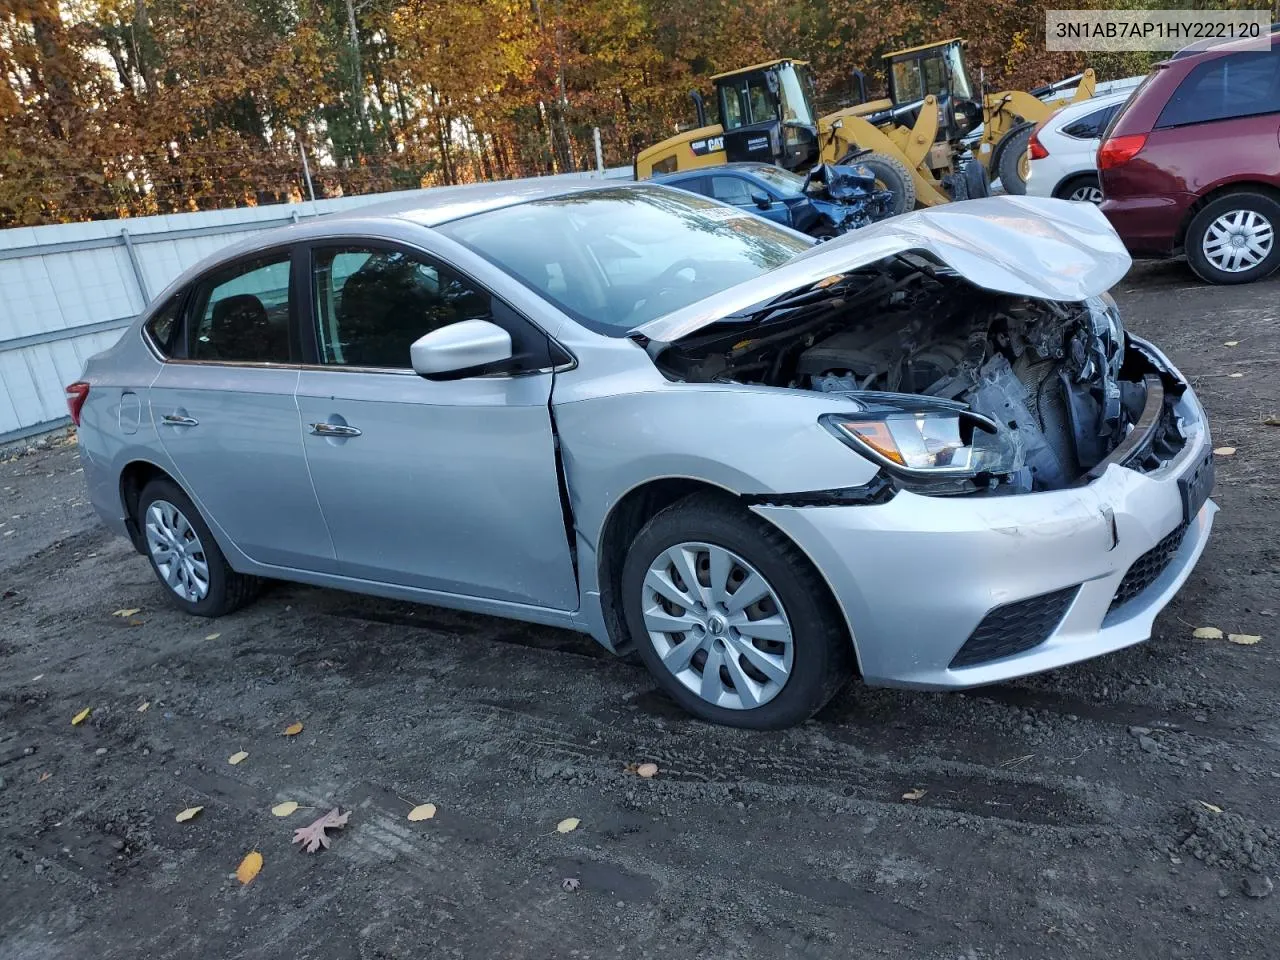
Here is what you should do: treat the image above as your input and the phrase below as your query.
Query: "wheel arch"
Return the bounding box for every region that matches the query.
[594,477,854,671]
[119,459,181,553]
[1175,180,1280,251]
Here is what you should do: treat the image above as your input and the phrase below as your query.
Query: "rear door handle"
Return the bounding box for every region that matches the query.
[161,414,199,427]
[309,422,362,438]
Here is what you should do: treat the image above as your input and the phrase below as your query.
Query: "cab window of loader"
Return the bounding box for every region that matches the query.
[891,59,925,104]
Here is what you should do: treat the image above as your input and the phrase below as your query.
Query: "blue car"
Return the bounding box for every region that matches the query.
[653,162,892,237]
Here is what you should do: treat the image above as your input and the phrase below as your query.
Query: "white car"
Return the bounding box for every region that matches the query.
[1027,90,1134,204]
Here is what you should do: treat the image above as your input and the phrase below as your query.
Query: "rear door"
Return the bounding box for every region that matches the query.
[294,241,578,609]
[149,249,336,571]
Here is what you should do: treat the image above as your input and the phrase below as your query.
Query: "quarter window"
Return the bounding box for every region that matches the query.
[1062,104,1120,140]
[1156,51,1280,128]
[144,293,184,357]
[189,254,292,363]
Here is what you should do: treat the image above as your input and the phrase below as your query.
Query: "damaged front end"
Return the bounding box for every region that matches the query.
[801,162,895,235]
[647,255,1188,496]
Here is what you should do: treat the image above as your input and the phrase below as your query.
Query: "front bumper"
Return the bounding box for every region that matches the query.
[752,340,1215,690]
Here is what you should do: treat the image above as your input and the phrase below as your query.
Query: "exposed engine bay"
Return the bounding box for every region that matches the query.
[652,255,1187,494]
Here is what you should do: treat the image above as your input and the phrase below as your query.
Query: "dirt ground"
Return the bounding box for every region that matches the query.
[1,260,1277,960]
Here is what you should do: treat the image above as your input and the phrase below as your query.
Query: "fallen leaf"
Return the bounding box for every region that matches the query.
[175,805,203,822]
[1197,800,1223,814]
[902,788,927,801]
[71,707,91,726]
[204,632,221,641]
[30,674,43,682]
[37,771,51,783]
[137,701,150,712]
[407,803,436,821]
[283,722,303,737]
[271,801,299,817]
[561,877,581,891]
[1192,626,1223,639]
[636,762,659,779]
[556,817,580,834]
[1228,372,1243,378]
[236,850,263,884]
[112,608,140,617]
[228,751,248,765]
[1228,634,1262,646]
[1213,447,1236,457]
[1224,340,1239,347]
[292,807,349,853]
[1263,416,1280,427]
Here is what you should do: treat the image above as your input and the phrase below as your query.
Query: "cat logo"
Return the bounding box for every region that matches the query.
[690,135,725,157]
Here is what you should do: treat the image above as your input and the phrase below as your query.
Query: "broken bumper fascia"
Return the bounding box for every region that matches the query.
[751,337,1216,690]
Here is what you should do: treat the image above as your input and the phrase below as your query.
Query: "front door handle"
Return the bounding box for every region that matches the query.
[309,422,362,438]
[161,414,199,427]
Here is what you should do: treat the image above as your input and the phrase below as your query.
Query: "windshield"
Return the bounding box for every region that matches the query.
[778,65,816,125]
[747,165,807,197]
[436,187,812,335]
[944,43,973,98]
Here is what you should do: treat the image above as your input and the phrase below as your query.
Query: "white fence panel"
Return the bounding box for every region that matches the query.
[0,169,630,443]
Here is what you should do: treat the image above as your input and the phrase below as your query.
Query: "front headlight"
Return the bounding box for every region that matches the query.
[821,405,1022,479]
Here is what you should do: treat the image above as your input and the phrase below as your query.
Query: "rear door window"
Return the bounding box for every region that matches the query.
[188,254,293,363]
[1156,51,1280,128]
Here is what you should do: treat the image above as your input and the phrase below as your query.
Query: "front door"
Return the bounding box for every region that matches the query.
[294,242,578,610]
[150,250,336,571]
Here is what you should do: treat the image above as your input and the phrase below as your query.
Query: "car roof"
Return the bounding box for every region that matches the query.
[1168,25,1279,60]
[340,177,613,227]
[652,163,785,182]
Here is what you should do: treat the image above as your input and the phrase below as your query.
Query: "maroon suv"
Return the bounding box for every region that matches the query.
[1099,33,1280,284]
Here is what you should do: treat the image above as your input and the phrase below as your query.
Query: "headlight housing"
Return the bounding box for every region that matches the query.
[821,398,1023,484]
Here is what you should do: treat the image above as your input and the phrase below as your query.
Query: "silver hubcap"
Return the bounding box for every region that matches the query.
[641,542,793,710]
[1069,185,1103,204]
[145,499,210,602]
[1203,209,1273,273]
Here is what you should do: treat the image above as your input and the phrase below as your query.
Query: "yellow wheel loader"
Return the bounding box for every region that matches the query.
[634,59,919,216]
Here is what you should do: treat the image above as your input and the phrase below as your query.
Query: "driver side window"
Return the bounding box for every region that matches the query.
[311,246,492,368]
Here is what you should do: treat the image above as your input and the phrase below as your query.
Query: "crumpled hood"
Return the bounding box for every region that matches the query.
[633,196,1132,343]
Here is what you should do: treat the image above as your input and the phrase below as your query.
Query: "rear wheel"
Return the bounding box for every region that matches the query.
[1185,193,1280,285]
[995,122,1035,195]
[1054,173,1103,205]
[855,152,915,215]
[621,493,852,729]
[137,478,260,617]
[964,158,991,199]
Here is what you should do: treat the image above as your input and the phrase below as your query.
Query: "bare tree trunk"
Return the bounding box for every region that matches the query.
[343,0,371,148]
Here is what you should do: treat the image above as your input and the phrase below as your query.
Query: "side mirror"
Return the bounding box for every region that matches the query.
[751,191,772,210]
[410,319,513,380]
[831,117,844,131]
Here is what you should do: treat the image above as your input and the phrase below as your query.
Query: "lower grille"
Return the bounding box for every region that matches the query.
[950,586,1079,668]
[1107,522,1188,616]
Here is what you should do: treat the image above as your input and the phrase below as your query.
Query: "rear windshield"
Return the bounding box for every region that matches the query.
[1156,50,1280,128]
[436,186,811,335]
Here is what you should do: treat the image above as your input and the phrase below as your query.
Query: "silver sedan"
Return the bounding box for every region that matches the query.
[69,181,1216,728]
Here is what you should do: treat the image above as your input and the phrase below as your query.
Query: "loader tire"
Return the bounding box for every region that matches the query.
[995,122,1035,196]
[857,152,915,215]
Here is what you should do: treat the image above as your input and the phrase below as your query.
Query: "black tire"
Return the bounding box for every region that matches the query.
[947,170,969,201]
[1053,173,1103,205]
[136,477,260,617]
[1184,192,1280,286]
[620,493,853,729]
[964,157,991,199]
[995,122,1035,196]
[857,152,916,215]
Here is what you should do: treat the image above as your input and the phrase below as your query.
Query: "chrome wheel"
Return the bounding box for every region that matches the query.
[145,499,210,602]
[641,542,793,710]
[1202,209,1274,274]
[1068,184,1103,204]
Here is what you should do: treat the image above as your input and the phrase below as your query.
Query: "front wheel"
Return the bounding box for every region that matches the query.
[994,122,1035,195]
[1184,193,1280,285]
[620,494,852,728]
[852,152,916,215]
